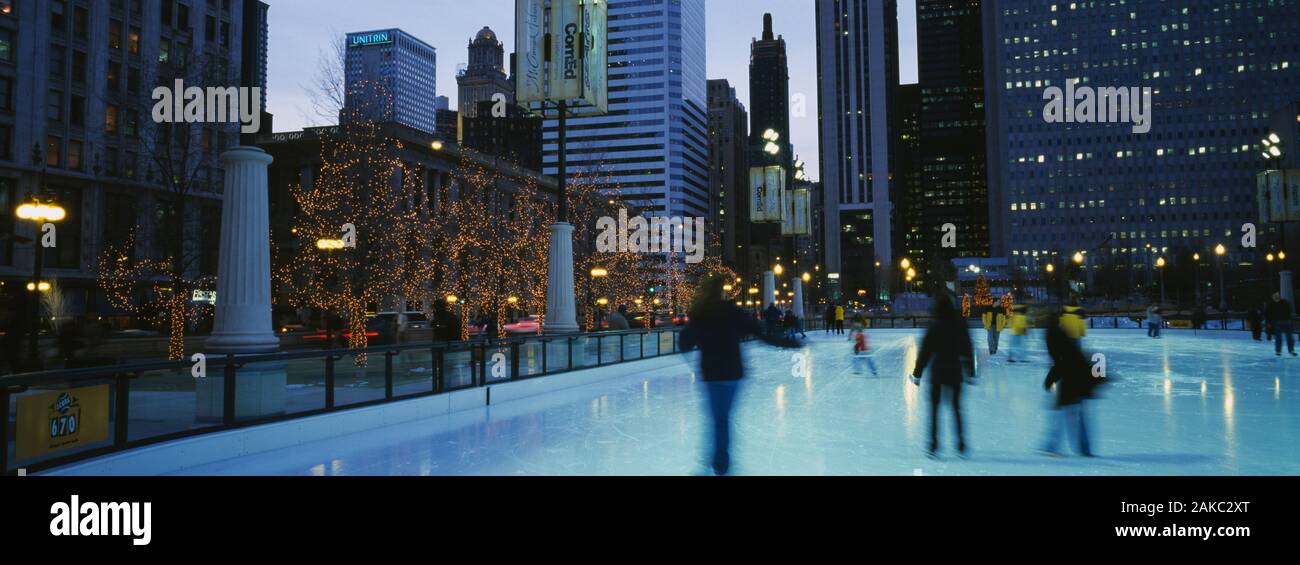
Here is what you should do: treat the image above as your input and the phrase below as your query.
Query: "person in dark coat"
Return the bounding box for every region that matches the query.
[681,277,800,475]
[783,309,799,339]
[763,303,783,338]
[910,293,975,458]
[607,304,630,331]
[1266,292,1295,356]
[432,301,461,342]
[1192,304,1207,330]
[1040,313,1098,457]
[1247,306,1263,341]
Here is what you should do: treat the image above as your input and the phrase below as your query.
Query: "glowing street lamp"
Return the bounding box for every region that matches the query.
[16,194,67,367]
[773,264,784,276]
[1073,252,1085,264]
[590,267,609,278]
[801,272,811,283]
[26,281,51,292]
[1214,244,1227,310]
[316,238,346,250]
[1046,263,1055,273]
[1156,257,1167,304]
[445,295,459,304]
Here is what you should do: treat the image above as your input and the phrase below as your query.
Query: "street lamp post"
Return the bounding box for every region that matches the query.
[1193,252,1201,306]
[1215,244,1227,311]
[588,267,608,331]
[1156,257,1167,305]
[16,193,66,367]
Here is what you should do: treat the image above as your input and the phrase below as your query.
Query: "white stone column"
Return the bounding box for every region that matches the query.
[763,271,776,309]
[199,146,283,422]
[545,222,580,333]
[793,278,805,319]
[207,146,279,353]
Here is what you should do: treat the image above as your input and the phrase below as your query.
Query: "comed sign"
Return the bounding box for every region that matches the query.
[516,0,607,112]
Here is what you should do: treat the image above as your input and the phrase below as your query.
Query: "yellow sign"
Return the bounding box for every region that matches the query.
[16,385,110,461]
[1167,319,1193,329]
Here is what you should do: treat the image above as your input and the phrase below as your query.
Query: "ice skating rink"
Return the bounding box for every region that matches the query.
[172,328,1300,475]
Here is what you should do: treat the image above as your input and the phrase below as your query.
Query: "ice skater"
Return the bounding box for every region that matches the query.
[1266,293,1296,357]
[982,306,1006,355]
[680,276,800,476]
[1006,304,1029,363]
[911,293,976,458]
[1040,312,1100,457]
[1145,303,1162,338]
[850,328,879,376]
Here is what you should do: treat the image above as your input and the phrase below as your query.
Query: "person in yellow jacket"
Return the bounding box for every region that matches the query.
[1007,304,1030,362]
[834,305,846,335]
[981,306,1008,355]
[1060,298,1087,340]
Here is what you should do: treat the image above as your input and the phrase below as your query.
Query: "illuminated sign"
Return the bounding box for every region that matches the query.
[16,385,110,461]
[349,31,393,48]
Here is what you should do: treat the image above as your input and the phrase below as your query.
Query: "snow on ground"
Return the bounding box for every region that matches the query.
[171,328,1300,476]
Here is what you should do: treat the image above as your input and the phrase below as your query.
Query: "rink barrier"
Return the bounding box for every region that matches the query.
[0,327,685,475]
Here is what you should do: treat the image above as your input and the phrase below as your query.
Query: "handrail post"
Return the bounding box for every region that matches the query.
[541,338,548,375]
[223,354,237,426]
[384,351,395,400]
[477,343,488,387]
[567,337,574,369]
[433,347,444,393]
[114,372,131,447]
[596,335,603,365]
[619,334,625,362]
[324,354,336,410]
[510,342,520,380]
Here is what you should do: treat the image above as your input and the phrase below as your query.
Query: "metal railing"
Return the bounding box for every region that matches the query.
[0,327,684,475]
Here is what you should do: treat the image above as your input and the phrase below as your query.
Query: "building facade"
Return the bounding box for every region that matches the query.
[706,78,747,270]
[344,28,438,135]
[815,0,900,301]
[912,0,993,277]
[542,0,709,219]
[987,0,1300,301]
[455,26,511,120]
[0,0,266,322]
[462,100,542,172]
[746,12,793,283]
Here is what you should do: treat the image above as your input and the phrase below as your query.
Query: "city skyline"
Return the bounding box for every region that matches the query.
[264,0,922,181]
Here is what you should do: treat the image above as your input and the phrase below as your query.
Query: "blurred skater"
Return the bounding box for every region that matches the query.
[1267,293,1296,357]
[982,306,1006,355]
[851,328,879,376]
[783,309,799,340]
[680,276,800,476]
[1145,303,1162,338]
[1060,297,1087,341]
[911,294,976,458]
[1006,304,1029,363]
[1040,313,1099,457]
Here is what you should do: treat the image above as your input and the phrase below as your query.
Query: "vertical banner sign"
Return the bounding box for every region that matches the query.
[781,188,812,235]
[1287,170,1300,222]
[1270,171,1287,222]
[764,166,786,222]
[515,0,547,103]
[749,167,769,221]
[549,0,583,101]
[1259,171,1272,223]
[16,385,111,461]
[581,0,609,113]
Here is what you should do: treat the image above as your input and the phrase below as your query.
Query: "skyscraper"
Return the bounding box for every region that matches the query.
[456,26,512,120]
[543,0,708,219]
[708,79,749,269]
[987,0,1300,293]
[914,0,991,270]
[344,29,438,134]
[893,83,923,276]
[747,13,792,281]
[816,0,901,300]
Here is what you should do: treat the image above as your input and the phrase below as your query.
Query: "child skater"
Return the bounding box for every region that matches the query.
[851,328,879,376]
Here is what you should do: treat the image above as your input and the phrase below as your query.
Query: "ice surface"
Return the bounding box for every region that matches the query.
[170,328,1300,475]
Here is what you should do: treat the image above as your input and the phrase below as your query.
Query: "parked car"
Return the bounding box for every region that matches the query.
[504,315,542,335]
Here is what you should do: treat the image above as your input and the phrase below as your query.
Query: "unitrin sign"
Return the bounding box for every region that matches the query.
[349,31,394,47]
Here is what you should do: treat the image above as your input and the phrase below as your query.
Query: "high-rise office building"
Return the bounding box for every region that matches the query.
[747,13,793,281]
[815,0,900,300]
[463,100,543,172]
[456,26,512,120]
[344,28,438,134]
[893,83,923,276]
[914,0,991,269]
[707,79,748,269]
[987,1,1300,291]
[542,0,709,219]
[0,0,266,315]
